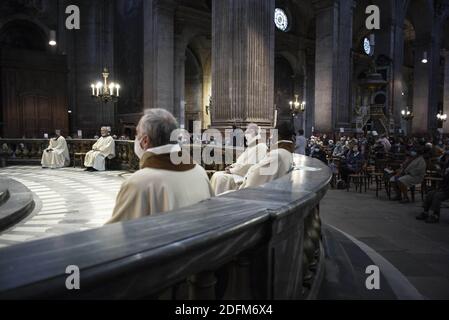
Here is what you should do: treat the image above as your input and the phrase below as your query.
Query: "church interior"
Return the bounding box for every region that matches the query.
[1,0,449,301]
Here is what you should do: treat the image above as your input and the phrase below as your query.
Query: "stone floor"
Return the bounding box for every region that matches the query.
[321,186,449,300]
[0,166,130,248]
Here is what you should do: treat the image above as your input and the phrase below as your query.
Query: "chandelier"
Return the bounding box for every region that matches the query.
[90,68,120,103]
[289,94,305,116]
[401,107,414,121]
[437,111,447,122]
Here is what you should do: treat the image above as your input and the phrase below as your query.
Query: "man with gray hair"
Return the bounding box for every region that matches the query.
[210,123,267,195]
[84,126,116,171]
[107,108,213,223]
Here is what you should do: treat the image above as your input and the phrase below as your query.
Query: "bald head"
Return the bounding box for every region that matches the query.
[100,127,110,137]
[245,123,259,139]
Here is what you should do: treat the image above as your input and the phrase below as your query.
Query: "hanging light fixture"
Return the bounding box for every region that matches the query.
[437,111,447,122]
[49,30,57,46]
[90,68,120,103]
[289,95,305,116]
[401,107,414,121]
[421,51,428,64]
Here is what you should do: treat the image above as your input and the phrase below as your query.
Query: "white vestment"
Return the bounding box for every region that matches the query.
[41,136,70,169]
[84,135,116,171]
[239,141,294,189]
[107,144,214,224]
[211,138,268,195]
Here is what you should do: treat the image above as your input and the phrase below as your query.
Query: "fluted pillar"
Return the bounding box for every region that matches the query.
[443,50,449,134]
[143,0,176,113]
[211,0,275,129]
[312,0,339,134]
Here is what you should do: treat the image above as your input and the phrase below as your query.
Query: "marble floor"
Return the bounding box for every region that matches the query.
[0,166,131,248]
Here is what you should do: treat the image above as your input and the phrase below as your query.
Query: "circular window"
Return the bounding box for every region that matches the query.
[363,37,373,56]
[274,8,289,32]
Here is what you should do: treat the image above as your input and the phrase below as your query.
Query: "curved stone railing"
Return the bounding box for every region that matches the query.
[0,154,331,300]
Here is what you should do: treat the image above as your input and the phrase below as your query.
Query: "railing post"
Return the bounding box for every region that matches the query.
[188,271,217,300]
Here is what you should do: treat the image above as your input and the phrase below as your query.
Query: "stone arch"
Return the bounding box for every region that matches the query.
[0,18,48,51]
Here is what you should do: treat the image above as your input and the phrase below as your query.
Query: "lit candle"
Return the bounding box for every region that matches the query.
[109,83,115,95]
[91,84,95,96]
[96,82,103,96]
[116,84,120,97]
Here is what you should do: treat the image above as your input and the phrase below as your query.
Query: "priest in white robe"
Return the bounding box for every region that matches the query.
[240,121,294,189]
[84,127,116,171]
[210,123,267,195]
[107,108,213,224]
[41,130,70,169]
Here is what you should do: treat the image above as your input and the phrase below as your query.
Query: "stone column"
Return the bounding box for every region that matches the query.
[143,0,176,113]
[412,37,440,135]
[411,41,432,135]
[443,50,449,134]
[312,0,338,134]
[390,19,405,130]
[305,48,315,137]
[211,0,275,129]
[174,46,186,127]
[335,0,354,128]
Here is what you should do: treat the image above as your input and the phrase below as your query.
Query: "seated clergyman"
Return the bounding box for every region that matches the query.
[210,123,267,195]
[239,121,294,189]
[106,108,214,223]
[41,130,70,169]
[84,127,115,172]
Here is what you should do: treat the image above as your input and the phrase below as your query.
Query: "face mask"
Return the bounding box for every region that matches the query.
[314,148,320,152]
[245,133,253,142]
[410,151,417,157]
[134,136,145,159]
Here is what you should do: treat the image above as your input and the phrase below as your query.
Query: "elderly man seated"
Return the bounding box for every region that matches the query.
[239,121,294,189]
[41,130,70,169]
[417,163,449,224]
[210,123,267,195]
[339,144,363,185]
[84,127,116,172]
[333,137,347,157]
[107,109,213,223]
[390,148,426,203]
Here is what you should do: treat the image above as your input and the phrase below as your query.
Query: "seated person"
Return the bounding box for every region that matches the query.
[390,148,426,203]
[41,130,70,169]
[417,165,449,224]
[211,123,267,195]
[311,144,328,164]
[339,145,363,184]
[84,127,116,171]
[332,138,347,157]
[239,121,294,189]
[107,108,213,223]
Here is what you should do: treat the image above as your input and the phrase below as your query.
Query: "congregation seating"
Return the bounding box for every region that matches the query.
[316,136,449,214]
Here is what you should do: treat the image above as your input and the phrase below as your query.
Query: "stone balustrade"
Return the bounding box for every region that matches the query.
[0,154,331,300]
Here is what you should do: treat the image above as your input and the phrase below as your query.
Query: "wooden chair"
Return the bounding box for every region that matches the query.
[73,153,86,168]
[347,162,368,193]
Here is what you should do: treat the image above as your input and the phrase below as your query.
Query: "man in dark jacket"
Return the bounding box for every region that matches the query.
[340,145,363,184]
[417,165,449,223]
